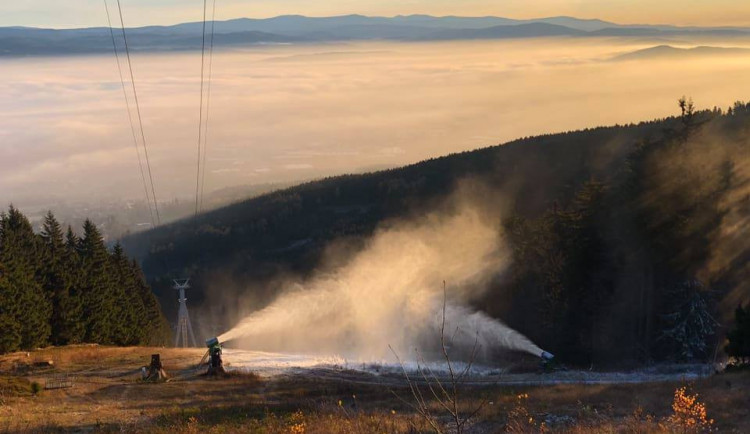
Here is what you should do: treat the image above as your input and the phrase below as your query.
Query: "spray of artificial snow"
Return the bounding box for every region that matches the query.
[219,202,544,361]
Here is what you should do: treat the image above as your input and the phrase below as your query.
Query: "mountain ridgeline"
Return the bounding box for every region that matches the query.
[124,100,750,366]
[4,14,750,56]
[0,209,170,353]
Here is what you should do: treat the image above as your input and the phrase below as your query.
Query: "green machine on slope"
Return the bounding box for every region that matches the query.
[205,337,225,375]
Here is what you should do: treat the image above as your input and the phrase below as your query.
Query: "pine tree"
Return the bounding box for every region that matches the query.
[659,279,718,361]
[132,260,171,346]
[78,220,116,344]
[726,304,750,365]
[65,226,79,252]
[63,226,86,343]
[110,244,144,345]
[0,210,169,354]
[558,181,612,364]
[0,256,22,353]
[0,206,52,349]
[40,213,84,345]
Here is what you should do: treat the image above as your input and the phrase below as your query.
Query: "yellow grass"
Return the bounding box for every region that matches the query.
[0,346,747,433]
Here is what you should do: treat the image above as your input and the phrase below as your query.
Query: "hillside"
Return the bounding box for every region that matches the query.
[420,22,585,40]
[613,45,750,61]
[123,121,663,307]
[123,101,750,366]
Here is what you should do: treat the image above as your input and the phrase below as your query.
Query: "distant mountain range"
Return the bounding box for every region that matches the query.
[2,14,750,56]
[613,44,750,61]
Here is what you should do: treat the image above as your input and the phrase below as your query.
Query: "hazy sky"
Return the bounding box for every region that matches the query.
[3,0,750,28]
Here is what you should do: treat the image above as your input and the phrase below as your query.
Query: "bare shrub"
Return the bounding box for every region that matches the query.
[505,393,546,433]
[390,282,490,433]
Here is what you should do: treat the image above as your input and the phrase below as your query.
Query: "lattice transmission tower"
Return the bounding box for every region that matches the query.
[173,279,197,348]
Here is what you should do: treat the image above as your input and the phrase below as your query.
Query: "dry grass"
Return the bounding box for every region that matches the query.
[0,376,32,398]
[469,373,750,433]
[113,406,427,434]
[0,345,204,372]
[0,346,748,433]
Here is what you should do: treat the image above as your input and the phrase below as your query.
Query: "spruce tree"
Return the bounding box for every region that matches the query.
[658,280,718,361]
[79,220,116,344]
[726,304,750,365]
[0,255,22,353]
[132,260,171,346]
[0,211,169,354]
[0,206,52,349]
[40,213,84,345]
[110,244,144,345]
[65,226,79,252]
[63,226,86,343]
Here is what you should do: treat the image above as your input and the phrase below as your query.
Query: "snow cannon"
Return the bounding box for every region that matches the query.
[540,351,556,372]
[205,337,225,375]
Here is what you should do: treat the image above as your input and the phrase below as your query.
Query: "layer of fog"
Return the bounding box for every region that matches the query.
[3,37,750,208]
[218,194,544,361]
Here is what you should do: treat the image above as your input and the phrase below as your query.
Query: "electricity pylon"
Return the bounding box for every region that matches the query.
[173,279,197,348]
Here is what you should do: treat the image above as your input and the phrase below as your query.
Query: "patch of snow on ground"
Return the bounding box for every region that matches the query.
[222,349,714,385]
[223,350,347,377]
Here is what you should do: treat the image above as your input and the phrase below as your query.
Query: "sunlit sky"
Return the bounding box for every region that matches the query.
[3,0,750,28]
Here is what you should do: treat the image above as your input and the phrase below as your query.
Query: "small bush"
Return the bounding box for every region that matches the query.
[289,410,307,433]
[30,381,42,395]
[661,386,714,432]
[506,393,546,432]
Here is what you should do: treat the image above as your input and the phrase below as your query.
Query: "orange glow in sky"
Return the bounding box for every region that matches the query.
[2,0,749,28]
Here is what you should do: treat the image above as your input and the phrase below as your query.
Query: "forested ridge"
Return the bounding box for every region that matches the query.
[0,208,170,353]
[124,100,750,366]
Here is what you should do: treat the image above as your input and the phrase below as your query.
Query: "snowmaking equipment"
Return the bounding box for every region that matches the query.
[205,337,226,375]
[540,350,557,371]
[142,354,168,382]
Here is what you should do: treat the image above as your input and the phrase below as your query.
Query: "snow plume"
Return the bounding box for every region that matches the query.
[218,195,544,361]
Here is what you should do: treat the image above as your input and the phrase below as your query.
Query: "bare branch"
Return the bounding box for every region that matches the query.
[389,280,494,434]
[415,349,456,416]
[440,281,461,430]
[457,331,481,382]
[389,345,442,432]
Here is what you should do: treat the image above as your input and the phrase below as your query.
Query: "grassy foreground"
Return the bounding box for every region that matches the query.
[0,346,747,433]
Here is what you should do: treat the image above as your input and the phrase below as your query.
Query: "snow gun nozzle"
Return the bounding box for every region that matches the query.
[540,351,555,361]
[206,337,220,348]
